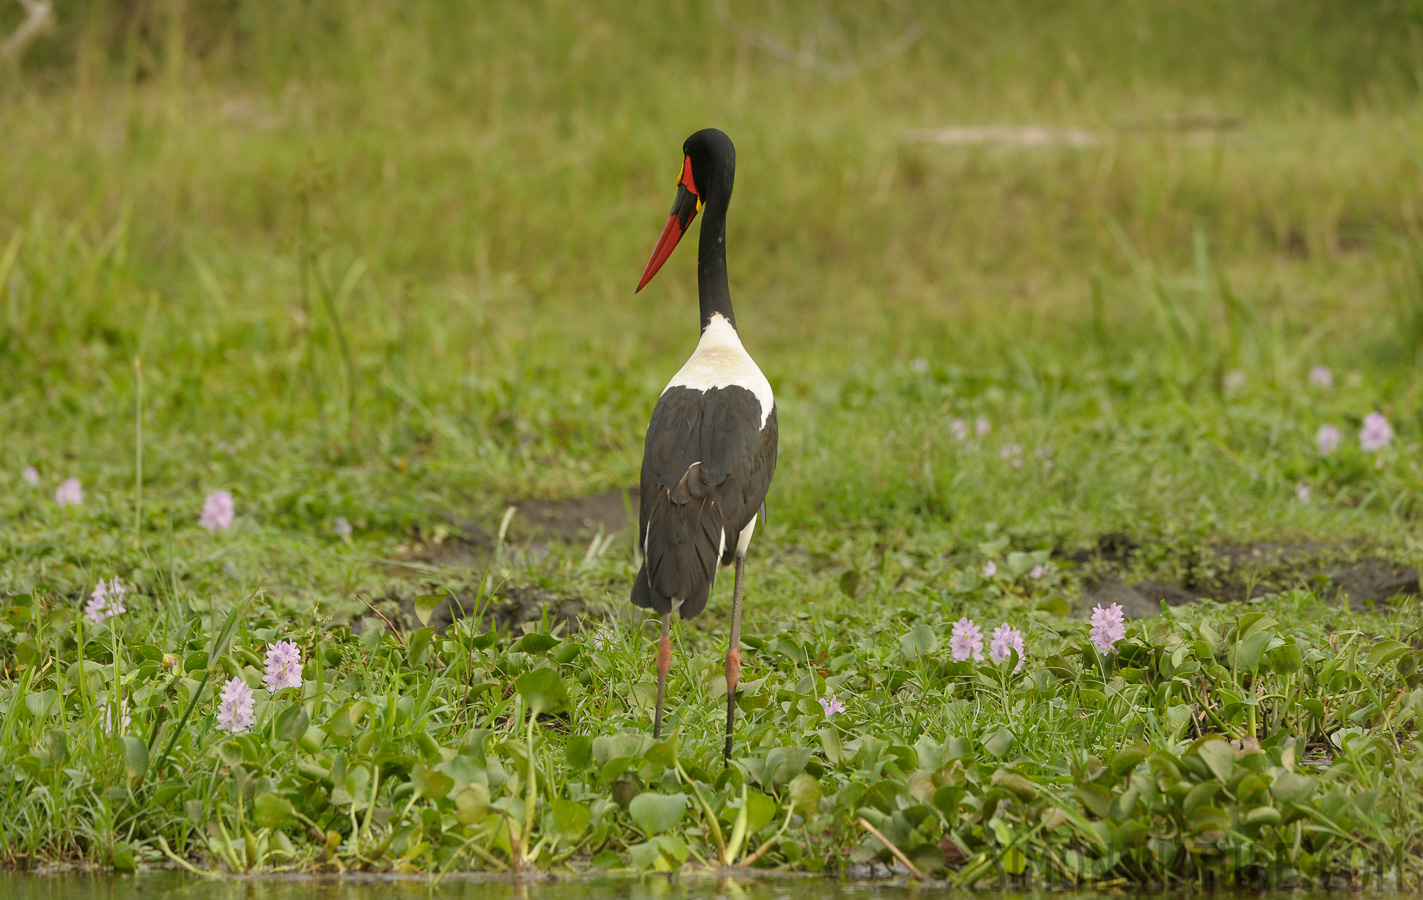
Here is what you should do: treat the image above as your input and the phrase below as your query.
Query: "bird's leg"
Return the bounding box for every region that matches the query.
[724,553,747,760]
[653,612,672,739]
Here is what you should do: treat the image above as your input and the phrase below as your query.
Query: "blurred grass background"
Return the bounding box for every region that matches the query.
[2,1,1422,614]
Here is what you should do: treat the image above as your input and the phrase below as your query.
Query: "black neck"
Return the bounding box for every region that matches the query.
[697,199,735,332]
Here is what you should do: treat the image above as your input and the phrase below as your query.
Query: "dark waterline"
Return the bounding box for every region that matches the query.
[0,873,1409,900]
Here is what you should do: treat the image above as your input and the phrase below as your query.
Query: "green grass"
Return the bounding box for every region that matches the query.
[1,0,1422,883]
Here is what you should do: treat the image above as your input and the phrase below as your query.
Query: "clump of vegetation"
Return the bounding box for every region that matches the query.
[1,573,1420,884]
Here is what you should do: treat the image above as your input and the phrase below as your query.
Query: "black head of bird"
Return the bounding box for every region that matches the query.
[637,128,737,294]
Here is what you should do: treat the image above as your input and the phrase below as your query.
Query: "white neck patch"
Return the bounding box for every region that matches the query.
[663,313,774,428]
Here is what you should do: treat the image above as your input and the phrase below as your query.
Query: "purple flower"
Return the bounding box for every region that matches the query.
[1295,483,1311,503]
[1222,370,1247,395]
[819,694,846,718]
[1360,412,1392,452]
[85,577,127,624]
[1000,443,1023,467]
[98,697,131,734]
[586,623,615,650]
[989,623,1025,672]
[263,640,303,693]
[22,466,39,486]
[975,417,991,437]
[333,517,353,540]
[983,560,997,578]
[949,418,969,442]
[216,677,255,733]
[1089,603,1126,653]
[1309,365,1333,389]
[55,478,83,506]
[1316,425,1341,455]
[950,617,984,662]
[1029,564,1047,579]
[200,490,235,532]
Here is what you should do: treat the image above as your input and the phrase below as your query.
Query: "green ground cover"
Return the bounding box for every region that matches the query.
[1,0,1421,885]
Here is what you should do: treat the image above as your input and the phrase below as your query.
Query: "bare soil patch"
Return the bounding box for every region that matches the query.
[1075,535,1419,617]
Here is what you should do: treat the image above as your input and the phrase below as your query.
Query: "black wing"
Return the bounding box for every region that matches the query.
[631,385,778,619]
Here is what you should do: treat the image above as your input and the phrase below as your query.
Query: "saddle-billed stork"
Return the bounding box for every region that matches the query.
[630,128,778,759]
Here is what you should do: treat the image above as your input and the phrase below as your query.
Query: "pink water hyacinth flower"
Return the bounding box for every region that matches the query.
[950,617,984,662]
[1309,365,1333,389]
[975,417,991,437]
[216,677,255,733]
[587,622,616,650]
[819,695,846,718]
[263,640,303,693]
[949,418,969,442]
[989,623,1025,672]
[983,560,997,578]
[22,466,39,486]
[1295,483,1311,503]
[1000,443,1023,468]
[200,490,235,531]
[1029,564,1047,579]
[1089,602,1126,653]
[1316,425,1341,455]
[85,577,127,624]
[55,478,82,506]
[333,517,353,539]
[1360,412,1392,452]
[98,698,131,734]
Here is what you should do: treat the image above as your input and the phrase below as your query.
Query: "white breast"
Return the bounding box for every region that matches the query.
[663,313,774,427]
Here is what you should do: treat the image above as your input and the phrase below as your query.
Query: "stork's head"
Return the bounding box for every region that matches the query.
[636,129,736,293]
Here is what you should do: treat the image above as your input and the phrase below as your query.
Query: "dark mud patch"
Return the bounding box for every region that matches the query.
[399,488,638,571]
[1077,538,1419,617]
[385,585,591,635]
[515,488,638,544]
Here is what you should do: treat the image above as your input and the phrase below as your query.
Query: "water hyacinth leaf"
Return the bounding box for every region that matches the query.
[455,783,491,824]
[817,728,843,765]
[513,633,560,654]
[644,734,679,769]
[1235,630,1276,671]
[1270,770,1317,806]
[547,798,591,842]
[254,792,295,827]
[1195,739,1235,783]
[990,768,1038,800]
[110,841,136,873]
[1365,639,1410,670]
[184,651,208,673]
[1110,741,1150,779]
[413,594,443,627]
[25,690,58,720]
[628,792,687,835]
[981,726,1014,759]
[899,624,938,661]
[435,754,484,793]
[119,736,148,779]
[1036,595,1071,617]
[743,789,777,835]
[274,703,309,743]
[515,667,569,716]
[1267,642,1304,675]
[627,840,662,871]
[565,735,593,769]
[411,762,454,799]
[788,772,822,814]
